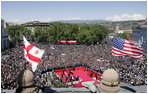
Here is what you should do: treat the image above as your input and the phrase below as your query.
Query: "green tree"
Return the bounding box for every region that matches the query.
[6,22,113,45]
[7,25,21,44]
[66,24,79,40]
[7,25,32,44]
[116,32,128,39]
[47,22,67,43]
[22,27,31,36]
[76,24,111,45]
[6,23,9,27]
[34,26,48,42]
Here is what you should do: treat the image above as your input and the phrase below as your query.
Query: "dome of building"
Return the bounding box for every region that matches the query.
[102,68,118,85]
[17,69,35,87]
[100,68,120,93]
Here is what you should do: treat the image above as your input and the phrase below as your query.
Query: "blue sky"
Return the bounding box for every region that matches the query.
[1,1,147,24]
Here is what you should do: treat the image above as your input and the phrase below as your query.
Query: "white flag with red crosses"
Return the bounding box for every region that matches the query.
[23,36,45,72]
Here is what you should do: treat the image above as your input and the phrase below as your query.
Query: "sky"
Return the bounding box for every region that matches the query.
[1,1,147,24]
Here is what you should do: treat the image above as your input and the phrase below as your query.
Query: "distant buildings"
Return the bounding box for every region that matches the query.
[115,24,132,34]
[140,25,147,54]
[1,18,9,50]
[131,29,141,44]
[131,25,147,54]
[108,33,116,39]
[115,25,119,33]
[22,21,50,33]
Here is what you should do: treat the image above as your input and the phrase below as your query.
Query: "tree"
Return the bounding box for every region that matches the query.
[7,25,32,44]
[34,26,48,42]
[7,25,21,44]
[46,22,67,43]
[7,22,112,45]
[76,24,111,45]
[76,29,87,44]
[66,24,79,40]
[6,23,9,27]
[116,32,128,39]
[22,28,31,36]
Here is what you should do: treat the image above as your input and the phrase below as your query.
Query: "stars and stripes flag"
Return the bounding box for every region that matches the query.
[112,37,143,59]
[23,36,45,72]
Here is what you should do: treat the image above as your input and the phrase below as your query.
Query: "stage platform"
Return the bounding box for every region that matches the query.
[55,66,102,88]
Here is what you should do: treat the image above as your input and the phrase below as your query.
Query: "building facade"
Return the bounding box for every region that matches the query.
[131,29,141,45]
[140,25,147,54]
[22,21,50,33]
[1,18,9,50]
[131,25,147,54]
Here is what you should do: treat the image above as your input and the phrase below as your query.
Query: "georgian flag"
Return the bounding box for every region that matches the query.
[23,36,44,72]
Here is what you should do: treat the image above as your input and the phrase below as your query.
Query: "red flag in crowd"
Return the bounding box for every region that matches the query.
[58,40,67,44]
[67,41,77,44]
[23,36,45,72]
[112,37,143,59]
[58,40,77,44]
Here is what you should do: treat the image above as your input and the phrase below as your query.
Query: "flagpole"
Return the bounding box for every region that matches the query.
[112,36,146,85]
[122,57,147,84]
[23,35,26,70]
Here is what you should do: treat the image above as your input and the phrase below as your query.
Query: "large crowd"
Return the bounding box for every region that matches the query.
[1,38,147,90]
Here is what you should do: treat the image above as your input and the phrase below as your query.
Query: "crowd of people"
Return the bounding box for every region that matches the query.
[1,38,147,90]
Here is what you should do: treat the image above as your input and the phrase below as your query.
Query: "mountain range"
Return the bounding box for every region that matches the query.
[7,19,145,25]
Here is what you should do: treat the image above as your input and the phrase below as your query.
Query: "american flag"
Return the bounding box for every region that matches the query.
[112,37,143,59]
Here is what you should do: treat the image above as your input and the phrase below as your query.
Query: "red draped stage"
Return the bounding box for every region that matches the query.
[55,66,102,88]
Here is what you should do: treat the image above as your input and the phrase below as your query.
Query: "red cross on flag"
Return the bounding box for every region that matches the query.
[23,36,45,72]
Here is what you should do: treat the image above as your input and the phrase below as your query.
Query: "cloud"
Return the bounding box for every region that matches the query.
[30,17,87,22]
[62,17,86,20]
[6,19,22,24]
[31,18,53,22]
[6,17,87,24]
[105,14,145,21]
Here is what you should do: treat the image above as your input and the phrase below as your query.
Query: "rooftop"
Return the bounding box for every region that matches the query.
[1,85,147,93]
